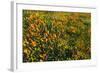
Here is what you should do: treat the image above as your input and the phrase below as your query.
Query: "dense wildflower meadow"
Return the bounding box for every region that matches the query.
[22,10,91,62]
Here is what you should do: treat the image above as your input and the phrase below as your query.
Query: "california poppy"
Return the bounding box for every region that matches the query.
[31,41,36,47]
[30,24,34,29]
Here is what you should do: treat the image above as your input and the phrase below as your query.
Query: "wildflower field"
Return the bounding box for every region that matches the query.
[22,10,91,62]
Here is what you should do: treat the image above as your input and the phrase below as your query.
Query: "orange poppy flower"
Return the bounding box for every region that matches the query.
[30,24,34,29]
[31,41,36,47]
[40,19,44,24]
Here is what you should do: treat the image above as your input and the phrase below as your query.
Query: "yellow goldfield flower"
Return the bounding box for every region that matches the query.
[39,54,46,59]
[53,34,57,38]
[70,26,77,33]
[23,48,30,55]
[39,54,44,58]
[44,38,48,42]
[40,59,43,62]
[29,15,33,20]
